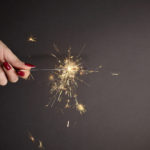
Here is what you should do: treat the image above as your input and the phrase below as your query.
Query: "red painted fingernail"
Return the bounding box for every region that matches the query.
[3,62,11,70]
[25,63,36,68]
[17,71,25,77]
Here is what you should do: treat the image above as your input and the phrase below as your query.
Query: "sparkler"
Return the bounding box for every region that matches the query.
[45,47,100,114]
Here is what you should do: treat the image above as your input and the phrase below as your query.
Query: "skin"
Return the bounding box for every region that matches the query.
[0,40,33,86]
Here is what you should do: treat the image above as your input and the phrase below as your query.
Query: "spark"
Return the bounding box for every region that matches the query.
[47,47,99,113]
[28,35,37,42]
[65,99,71,108]
[67,120,70,128]
[28,132,35,143]
[111,72,120,76]
[49,74,54,81]
[38,140,45,149]
[99,65,103,69]
[76,102,86,114]
[53,43,60,52]
[27,132,45,150]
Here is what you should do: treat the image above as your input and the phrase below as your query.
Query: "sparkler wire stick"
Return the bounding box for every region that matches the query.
[30,68,64,71]
[23,68,99,72]
[29,68,98,72]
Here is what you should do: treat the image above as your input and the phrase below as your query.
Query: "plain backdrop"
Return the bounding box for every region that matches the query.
[1,1,150,150]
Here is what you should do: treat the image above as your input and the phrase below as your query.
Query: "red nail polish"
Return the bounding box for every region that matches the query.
[3,62,11,70]
[17,71,25,77]
[25,63,36,68]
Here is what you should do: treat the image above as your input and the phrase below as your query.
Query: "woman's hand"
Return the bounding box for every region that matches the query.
[0,40,35,86]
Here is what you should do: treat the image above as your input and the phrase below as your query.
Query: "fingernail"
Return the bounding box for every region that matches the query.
[17,71,25,77]
[3,62,11,70]
[25,63,36,68]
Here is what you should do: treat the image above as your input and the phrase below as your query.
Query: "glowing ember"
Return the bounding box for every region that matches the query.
[28,35,37,42]
[76,103,86,114]
[28,132,45,149]
[49,75,54,81]
[28,132,35,142]
[38,140,44,149]
[67,120,70,128]
[111,72,120,76]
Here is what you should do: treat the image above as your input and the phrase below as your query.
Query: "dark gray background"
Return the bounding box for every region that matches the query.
[0,0,150,150]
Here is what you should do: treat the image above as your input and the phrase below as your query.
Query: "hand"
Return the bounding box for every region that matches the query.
[0,40,35,86]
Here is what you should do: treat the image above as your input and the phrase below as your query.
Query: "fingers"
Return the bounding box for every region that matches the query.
[0,66,7,86]
[17,69,30,79]
[0,41,36,86]
[4,48,35,70]
[1,62,31,86]
[1,41,35,70]
[5,49,35,80]
[3,62,18,83]
[3,61,31,79]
